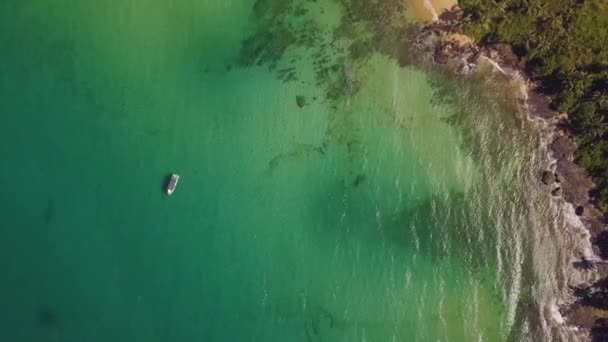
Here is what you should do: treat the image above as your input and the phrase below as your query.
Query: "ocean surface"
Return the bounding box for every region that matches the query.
[0,1,592,341]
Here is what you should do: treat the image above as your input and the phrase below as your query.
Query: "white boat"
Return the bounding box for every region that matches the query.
[167,173,179,195]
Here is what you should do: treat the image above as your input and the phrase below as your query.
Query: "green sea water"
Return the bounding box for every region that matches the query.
[0,1,580,341]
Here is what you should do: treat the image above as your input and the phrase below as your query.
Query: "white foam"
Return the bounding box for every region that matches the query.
[550,301,565,324]
[469,52,599,338]
[479,56,508,75]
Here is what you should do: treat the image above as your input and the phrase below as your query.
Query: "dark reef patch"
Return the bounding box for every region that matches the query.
[304,305,335,342]
[237,0,418,103]
[351,173,365,187]
[296,95,306,108]
[239,0,421,180]
[265,143,326,174]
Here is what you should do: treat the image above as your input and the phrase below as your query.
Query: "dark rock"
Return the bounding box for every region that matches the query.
[551,135,576,160]
[573,257,597,271]
[434,44,450,64]
[487,43,520,69]
[526,91,554,119]
[555,173,564,183]
[581,206,607,236]
[592,319,608,342]
[542,170,555,185]
[551,187,562,197]
[296,95,306,108]
[567,277,608,337]
[594,231,608,260]
[576,206,585,216]
[566,303,598,330]
[555,158,594,205]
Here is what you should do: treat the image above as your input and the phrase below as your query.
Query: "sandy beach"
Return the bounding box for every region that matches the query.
[408,0,457,21]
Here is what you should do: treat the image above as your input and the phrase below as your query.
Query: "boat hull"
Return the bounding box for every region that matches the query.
[167,173,179,195]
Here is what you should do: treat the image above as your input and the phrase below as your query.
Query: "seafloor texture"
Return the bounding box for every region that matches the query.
[0,0,590,341]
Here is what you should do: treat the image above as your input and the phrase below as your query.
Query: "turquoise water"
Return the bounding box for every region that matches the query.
[0,1,573,341]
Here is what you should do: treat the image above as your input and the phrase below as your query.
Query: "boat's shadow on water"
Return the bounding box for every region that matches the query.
[160,174,173,194]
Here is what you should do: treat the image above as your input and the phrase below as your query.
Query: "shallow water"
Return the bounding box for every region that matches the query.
[0,1,590,341]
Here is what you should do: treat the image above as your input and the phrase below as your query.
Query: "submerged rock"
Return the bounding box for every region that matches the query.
[551,187,563,197]
[573,257,597,271]
[551,135,576,160]
[296,95,305,108]
[594,231,608,259]
[434,44,450,64]
[542,170,555,185]
[526,91,554,119]
[555,158,594,205]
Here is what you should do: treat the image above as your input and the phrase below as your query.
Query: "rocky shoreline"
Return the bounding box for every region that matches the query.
[413,6,608,339]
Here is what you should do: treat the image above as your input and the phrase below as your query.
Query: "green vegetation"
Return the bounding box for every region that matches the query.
[459,0,608,211]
